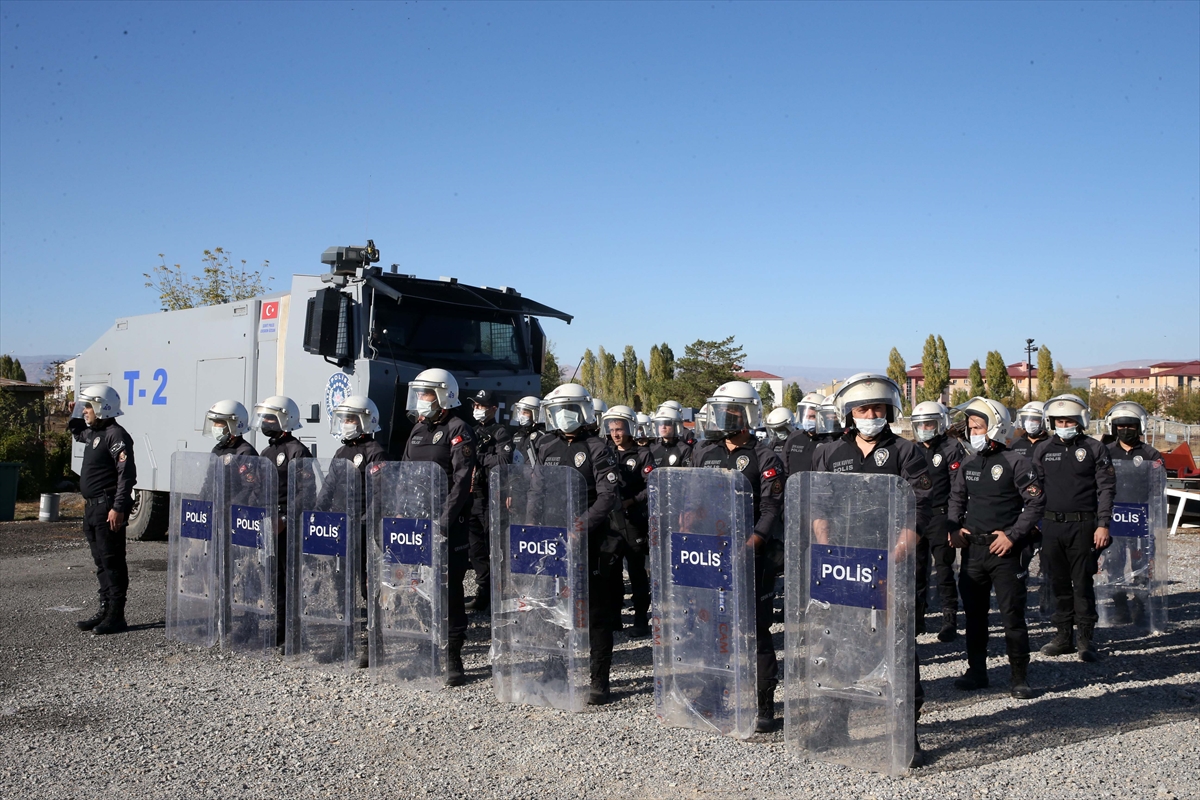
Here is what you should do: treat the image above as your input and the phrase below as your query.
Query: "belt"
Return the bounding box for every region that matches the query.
[932,505,948,516]
[84,492,115,507]
[1043,511,1097,523]
[964,533,997,546]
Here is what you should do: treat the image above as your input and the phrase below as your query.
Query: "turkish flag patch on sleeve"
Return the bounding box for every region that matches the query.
[643,464,654,474]
[762,467,778,480]
[451,435,464,446]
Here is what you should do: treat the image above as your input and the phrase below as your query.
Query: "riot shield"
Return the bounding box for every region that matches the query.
[647,467,757,739]
[783,472,916,777]
[489,464,589,712]
[1096,460,1168,633]
[366,461,448,689]
[219,455,278,655]
[166,452,220,647]
[286,458,361,669]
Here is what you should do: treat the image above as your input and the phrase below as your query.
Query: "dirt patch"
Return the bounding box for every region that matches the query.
[0,520,86,558]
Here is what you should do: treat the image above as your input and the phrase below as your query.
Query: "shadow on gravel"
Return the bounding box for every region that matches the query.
[125,620,166,633]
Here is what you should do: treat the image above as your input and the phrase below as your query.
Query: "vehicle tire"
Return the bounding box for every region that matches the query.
[126,489,169,541]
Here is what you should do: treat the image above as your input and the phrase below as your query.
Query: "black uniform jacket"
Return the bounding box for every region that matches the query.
[260,433,312,512]
[472,419,514,497]
[919,433,966,512]
[532,429,620,538]
[70,417,137,513]
[212,436,258,457]
[649,438,693,468]
[693,438,785,543]
[1106,440,1164,467]
[948,442,1045,545]
[1032,434,1116,526]
[403,414,476,532]
[810,426,933,533]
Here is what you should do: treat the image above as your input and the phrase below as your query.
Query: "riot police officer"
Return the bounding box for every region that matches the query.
[402,369,476,686]
[205,400,258,456]
[603,405,655,639]
[778,392,825,477]
[692,382,785,733]
[591,397,608,436]
[910,400,965,640]
[533,383,621,704]
[948,398,1044,699]
[253,395,312,647]
[69,385,137,635]
[1010,401,1049,458]
[648,406,692,468]
[509,395,545,465]
[1032,394,1116,663]
[764,407,795,456]
[813,399,843,444]
[465,389,513,613]
[331,395,389,474]
[657,400,696,446]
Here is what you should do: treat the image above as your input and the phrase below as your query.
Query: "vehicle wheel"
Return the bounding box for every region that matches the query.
[126,489,169,541]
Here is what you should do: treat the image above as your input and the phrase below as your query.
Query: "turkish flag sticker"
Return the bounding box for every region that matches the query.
[261,301,279,320]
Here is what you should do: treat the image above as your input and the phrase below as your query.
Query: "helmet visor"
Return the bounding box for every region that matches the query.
[706,402,749,434]
[406,385,442,418]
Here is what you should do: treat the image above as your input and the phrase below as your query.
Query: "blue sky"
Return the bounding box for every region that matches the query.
[2,1,1197,374]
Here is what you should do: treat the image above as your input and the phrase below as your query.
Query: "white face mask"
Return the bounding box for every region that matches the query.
[855,417,887,438]
[915,427,937,443]
[472,407,489,422]
[554,408,581,433]
[212,425,231,444]
[1024,419,1043,435]
[415,399,435,417]
[341,422,361,440]
[970,433,989,452]
[517,412,533,427]
[1056,425,1078,441]
[801,418,817,432]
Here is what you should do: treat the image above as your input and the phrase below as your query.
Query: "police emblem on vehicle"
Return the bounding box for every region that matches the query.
[324,371,353,418]
[353,454,364,467]
[933,454,943,467]
[874,449,889,467]
[433,431,444,444]
[735,455,750,471]
[92,437,100,448]
[626,458,636,469]
[276,453,285,466]
[991,465,1004,481]
[668,454,678,465]
[1075,448,1087,462]
[574,452,587,468]
[1133,455,1144,466]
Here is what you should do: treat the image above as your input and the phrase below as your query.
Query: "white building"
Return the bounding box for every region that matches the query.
[56,357,76,401]
[736,370,784,408]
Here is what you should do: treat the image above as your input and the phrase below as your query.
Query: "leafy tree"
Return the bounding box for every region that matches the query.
[600,349,621,405]
[1120,389,1159,414]
[781,382,802,412]
[647,343,677,407]
[916,335,949,403]
[1164,388,1200,424]
[985,351,1013,401]
[578,349,598,393]
[621,346,639,406]
[885,348,909,412]
[145,247,271,311]
[1051,362,1073,397]
[950,388,969,406]
[1089,387,1116,421]
[968,360,985,397]
[0,355,27,382]
[541,343,562,397]
[674,336,745,408]
[759,381,777,411]
[1037,345,1056,401]
[634,360,650,411]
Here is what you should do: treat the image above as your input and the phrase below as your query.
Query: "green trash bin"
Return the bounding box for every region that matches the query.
[0,463,19,522]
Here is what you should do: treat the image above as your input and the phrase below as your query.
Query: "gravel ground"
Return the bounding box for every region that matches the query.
[2,521,1197,800]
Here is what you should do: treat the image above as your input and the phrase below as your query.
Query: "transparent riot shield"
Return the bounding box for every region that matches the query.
[783,472,916,777]
[647,467,757,739]
[166,452,220,647]
[218,455,278,655]
[1096,460,1168,634]
[367,461,448,689]
[286,458,360,669]
[489,464,589,712]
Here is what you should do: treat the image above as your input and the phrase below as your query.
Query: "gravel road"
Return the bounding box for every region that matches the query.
[2,519,1197,799]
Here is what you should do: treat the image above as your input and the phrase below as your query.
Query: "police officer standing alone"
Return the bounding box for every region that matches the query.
[69,385,136,636]
[948,398,1044,698]
[204,400,257,456]
[910,400,965,640]
[466,389,513,614]
[402,369,476,686]
[1033,394,1115,663]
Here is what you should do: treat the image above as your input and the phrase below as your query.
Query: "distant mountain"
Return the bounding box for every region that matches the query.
[744,364,879,392]
[7,354,73,384]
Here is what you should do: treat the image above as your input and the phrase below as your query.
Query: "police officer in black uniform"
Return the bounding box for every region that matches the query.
[603,405,655,638]
[205,399,258,457]
[810,373,932,767]
[1010,400,1053,616]
[509,395,545,465]
[253,395,312,647]
[813,399,843,445]
[533,382,621,704]
[948,397,1045,699]
[648,406,692,468]
[779,392,826,477]
[69,385,137,636]
[402,369,476,686]
[1032,394,1116,663]
[910,400,966,640]
[692,381,785,733]
[465,389,513,613]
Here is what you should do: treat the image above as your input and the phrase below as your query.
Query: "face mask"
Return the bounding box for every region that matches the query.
[915,427,937,443]
[517,412,532,427]
[553,408,581,433]
[1024,420,1042,435]
[771,428,789,442]
[1055,425,1078,441]
[341,422,361,440]
[801,418,817,432]
[970,434,989,452]
[473,407,489,422]
[212,425,231,444]
[1117,428,1140,445]
[855,417,887,438]
[415,399,435,417]
[261,422,283,437]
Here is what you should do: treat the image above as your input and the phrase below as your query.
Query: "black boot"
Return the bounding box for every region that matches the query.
[756,687,776,733]
[937,610,958,642]
[76,600,109,632]
[1077,624,1099,663]
[1040,624,1075,656]
[915,602,928,635]
[1110,593,1132,625]
[628,611,650,639]
[92,600,127,635]
[586,673,610,705]
[909,731,925,769]
[953,666,989,691]
[446,641,466,686]
[464,594,490,614]
[1009,659,1034,699]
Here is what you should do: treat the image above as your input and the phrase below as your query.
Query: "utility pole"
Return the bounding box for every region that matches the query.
[1024,338,1036,402]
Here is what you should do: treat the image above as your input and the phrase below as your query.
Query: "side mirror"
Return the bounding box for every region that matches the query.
[304,288,355,366]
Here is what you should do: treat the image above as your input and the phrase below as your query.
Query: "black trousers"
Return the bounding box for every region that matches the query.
[449,515,471,648]
[1041,520,1098,627]
[467,496,491,600]
[618,549,651,623]
[756,552,781,695]
[916,513,958,617]
[590,531,624,682]
[275,516,288,645]
[83,497,128,602]
[959,542,1030,670]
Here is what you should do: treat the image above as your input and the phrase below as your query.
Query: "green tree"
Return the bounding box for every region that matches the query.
[648,343,677,407]
[916,335,950,403]
[600,349,621,404]
[634,360,650,411]
[1121,389,1159,414]
[145,247,272,311]
[950,388,969,406]
[1051,362,1072,397]
[759,381,777,411]
[886,348,909,413]
[620,346,639,407]
[578,349,598,393]
[540,343,562,397]
[0,355,27,382]
[985,351,1013,401]
[674,336,745,408]
[1164,388,1200,424]
[1036,345,1056,401]
[781,382,802,412]
[968,360,985,397]
[1089,387,1116,421]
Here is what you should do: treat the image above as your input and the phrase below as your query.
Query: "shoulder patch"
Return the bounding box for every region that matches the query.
[772,480,783,495]
[643,464,654,475]
[762,467,778,480]
[451,435,463,446]
[949,461,960,471]
[915,473,931,490]
[118,451,127,463]
[461,445,472,459]
[1026,485,1041,497]
[606,471,617,483]
[369,462,383,475]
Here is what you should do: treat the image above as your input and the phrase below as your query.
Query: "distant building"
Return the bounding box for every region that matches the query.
[0,378,54,433]
[55,357,76,401]
[735,370,784,408]
[1089,360,1199,397]
[904,362,1051,406]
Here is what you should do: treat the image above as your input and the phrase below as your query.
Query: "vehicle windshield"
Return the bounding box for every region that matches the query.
[373,299,527,372]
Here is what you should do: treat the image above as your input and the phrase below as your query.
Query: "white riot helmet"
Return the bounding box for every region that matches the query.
[658,400,684,415]
[910,400,949,443]
[816,401,842,436]
[602,405,638,439]
[72,384,122,420]
[635,412,652,438]
[509,396,541,428]
[331,394,381,441]
[1016,401,1045,436]
[1043,393,1090,438]
[796,392,825,433]
[652,406,684,441]
[203,399,250,443]
[252,395,303,433]
[831,373,904,427]
[543,383,596,434]
[765,407,795,442]
[592,397,608,418]
[958,396,1014,452]
[1104,401,1150,437]
[406,368,461,423]
[704,381,763,438]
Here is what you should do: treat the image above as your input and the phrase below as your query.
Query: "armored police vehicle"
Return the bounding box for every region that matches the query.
[72,241,571,539]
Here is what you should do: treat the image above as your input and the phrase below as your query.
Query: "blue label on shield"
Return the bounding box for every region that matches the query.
[810,545,888,609]
[510,525,567,577]
[301,511,347,557]
[1111,502,1149,537]
[670,533,731,590]
[230,504,266,548]
[180,499,212,540]
[383,518,431,566]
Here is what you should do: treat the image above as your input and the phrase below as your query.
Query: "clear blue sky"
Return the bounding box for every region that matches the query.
[2,1,1197,374]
